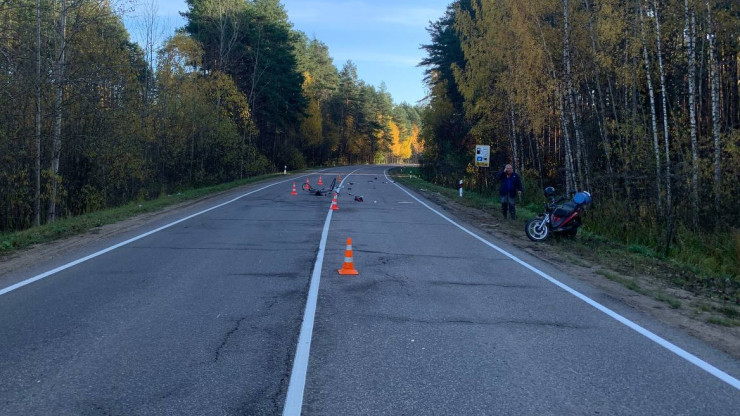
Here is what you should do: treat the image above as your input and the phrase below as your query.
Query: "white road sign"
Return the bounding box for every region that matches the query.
[475,145,490,167]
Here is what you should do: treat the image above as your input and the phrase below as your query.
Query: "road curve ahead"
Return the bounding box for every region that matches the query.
[1,165,739,415]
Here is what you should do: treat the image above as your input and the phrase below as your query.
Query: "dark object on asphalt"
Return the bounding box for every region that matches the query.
[354,196,364,202]
[302,177,337,196]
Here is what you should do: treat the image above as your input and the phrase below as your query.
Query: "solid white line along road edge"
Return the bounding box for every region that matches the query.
[0,175,307,297]
[384,170,740,391]
[282,169,359,416]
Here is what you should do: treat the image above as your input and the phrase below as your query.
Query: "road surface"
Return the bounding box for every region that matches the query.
[1,165,738,415]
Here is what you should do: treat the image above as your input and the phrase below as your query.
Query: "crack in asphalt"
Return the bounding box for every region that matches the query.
[130,246,307,252]
[227,272,302,279]
[214,317,247,363]
[356,313,585,329]
[353,250,470,259]
[429,280,532,289]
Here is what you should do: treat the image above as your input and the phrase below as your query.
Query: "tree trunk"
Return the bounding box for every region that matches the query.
[48,0,67,223]
[508,101,519,171]
[685,0,699,228]
[639,3,662,209]
[562,0,586,191]
[706,0,721,218]
[533,14,575,193]
[653,0,673,250]
[34,0,42,227]
[584,0,615,199]
[216,1,240,72]
[559,88,577,195]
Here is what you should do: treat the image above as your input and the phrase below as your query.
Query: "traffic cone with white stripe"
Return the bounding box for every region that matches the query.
[338,238,359,275]
[330,192,339,210]
[291,182,297,195]
[318,175,323,185]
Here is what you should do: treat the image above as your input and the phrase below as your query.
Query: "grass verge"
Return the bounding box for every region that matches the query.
[0,173,284,256]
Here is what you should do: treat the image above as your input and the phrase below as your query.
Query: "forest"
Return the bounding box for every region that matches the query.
[0,0,422,232]
[419,0,740,286]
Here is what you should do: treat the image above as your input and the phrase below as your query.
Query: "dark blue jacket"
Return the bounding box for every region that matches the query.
[497,171,523,198]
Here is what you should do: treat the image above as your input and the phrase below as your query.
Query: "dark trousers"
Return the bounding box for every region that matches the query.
[500,195,516,219]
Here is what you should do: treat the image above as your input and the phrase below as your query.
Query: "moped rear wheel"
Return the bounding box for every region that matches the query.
[525,218,549,241]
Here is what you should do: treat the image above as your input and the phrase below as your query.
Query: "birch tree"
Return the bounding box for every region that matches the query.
[639,2,662,209]
[584,0,615,200]
[48,0,67,222]
[684,0,699,227]
[705,0,721,216]
[34,0,42,226]
[652,0,673,252]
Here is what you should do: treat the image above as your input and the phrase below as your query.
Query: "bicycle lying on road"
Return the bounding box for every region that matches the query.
[301,177,337,196]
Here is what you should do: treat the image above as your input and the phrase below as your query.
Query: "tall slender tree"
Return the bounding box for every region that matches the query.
[34,0,42,226]
[639,2,662,209]
[705,0,721,217]
[684,0,699,227]
[48,0,67,222]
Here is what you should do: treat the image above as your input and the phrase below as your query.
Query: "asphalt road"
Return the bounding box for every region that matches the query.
[1,165,739,415]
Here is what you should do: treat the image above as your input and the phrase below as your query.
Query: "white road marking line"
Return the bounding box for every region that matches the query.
[385,170,740,390]
[283,170,358,416]
[0,178,296,297]
[281,207,332,416]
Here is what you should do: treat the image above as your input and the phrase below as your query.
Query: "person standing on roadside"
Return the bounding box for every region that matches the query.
[497,164,522,220]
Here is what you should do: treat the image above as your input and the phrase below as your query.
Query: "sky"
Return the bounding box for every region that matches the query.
[123,0,453,105]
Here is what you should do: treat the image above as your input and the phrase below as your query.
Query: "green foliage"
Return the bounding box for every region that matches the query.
[417,0,740,303]
[2,0,417,235]
[185,0,307,164]
[629,244,656,257]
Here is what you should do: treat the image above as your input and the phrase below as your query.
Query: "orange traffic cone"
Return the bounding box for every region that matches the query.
[330,192,339,210]
[306,177,310,187]
[338,174,342,181]
[291,182,297,195]
[338,238,359,275]
[318,175,323,185]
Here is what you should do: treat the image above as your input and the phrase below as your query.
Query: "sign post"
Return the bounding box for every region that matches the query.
[475,145,490,168]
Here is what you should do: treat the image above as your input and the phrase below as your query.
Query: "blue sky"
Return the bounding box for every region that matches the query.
[123,0,453,105]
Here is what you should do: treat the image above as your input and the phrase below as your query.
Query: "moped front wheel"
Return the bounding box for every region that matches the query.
[525,218,549,241]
